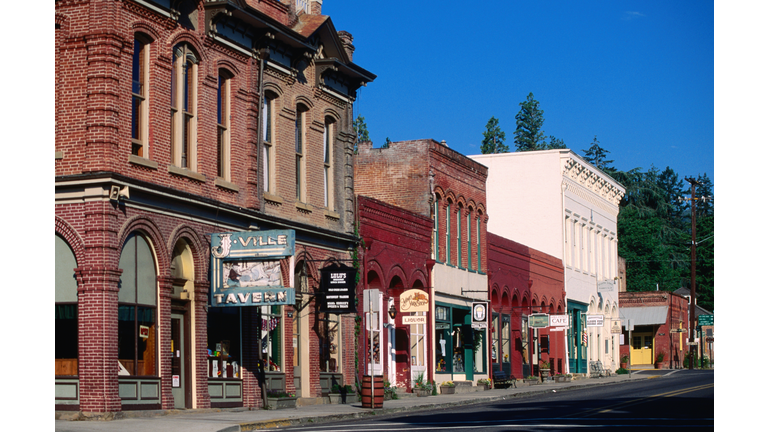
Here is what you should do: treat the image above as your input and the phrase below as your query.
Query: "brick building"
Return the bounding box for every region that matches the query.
[487,233,565,379]
[618,291,690,368]
[355,139,491,388]
[55,0,374,413]
[356,196,434,390]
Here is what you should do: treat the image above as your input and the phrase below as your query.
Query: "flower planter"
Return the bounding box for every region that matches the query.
[266,396,297,410]
[329,393,355,404]
[554,376,572,383]
[440,386,455,394]
[414,388,431,397]
[523,379,539,386]
[540,369,550,380]
[478,384,490,391]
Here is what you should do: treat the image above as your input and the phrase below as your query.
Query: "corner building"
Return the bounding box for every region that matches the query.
[470,150,625,374]
[355,139,491,388]
[55,0,374,412]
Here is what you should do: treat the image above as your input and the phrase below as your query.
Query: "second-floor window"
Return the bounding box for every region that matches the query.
[323,118,334,209]
[171,44,198,170]
[262,94,275,194]
[217,70,231,181]
[131,36,150,157]
[295,105,307,202]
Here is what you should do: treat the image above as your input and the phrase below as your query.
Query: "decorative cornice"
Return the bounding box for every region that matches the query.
[562,156,625,208]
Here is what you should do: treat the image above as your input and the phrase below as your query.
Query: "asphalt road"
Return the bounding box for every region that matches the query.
[273,370,714,431]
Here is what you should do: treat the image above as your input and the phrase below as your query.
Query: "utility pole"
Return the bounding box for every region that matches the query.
[683,177,699,370]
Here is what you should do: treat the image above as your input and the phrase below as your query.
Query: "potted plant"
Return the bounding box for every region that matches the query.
[523,375,539,385]
[329,384,355,404]
[383,379,398,401]
[413,372,432,397]
[440,380,456,394]
[477,378,491,390]
[620,355,629,369]
[655,352,665,369]
[265,389,297,410]
[554,373,572,383]
[540,361,551,379]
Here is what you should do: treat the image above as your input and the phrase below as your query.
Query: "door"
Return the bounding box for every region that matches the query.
[631,332,654,364]
[171,313,186,408]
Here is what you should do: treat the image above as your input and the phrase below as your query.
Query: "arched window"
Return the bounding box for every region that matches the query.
[445,201,452,265]
[55,235,78,376]
[262,92,276,194]
[118,232,158,376]
[295,104,308,201]
[171,44,198,170]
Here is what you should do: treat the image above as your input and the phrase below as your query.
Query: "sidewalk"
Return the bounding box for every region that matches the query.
[55,373,646,432]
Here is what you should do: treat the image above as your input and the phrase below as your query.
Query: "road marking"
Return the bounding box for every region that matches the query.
[571,383,715,417]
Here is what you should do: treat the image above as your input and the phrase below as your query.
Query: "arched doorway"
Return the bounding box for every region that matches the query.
[170,238,195,408]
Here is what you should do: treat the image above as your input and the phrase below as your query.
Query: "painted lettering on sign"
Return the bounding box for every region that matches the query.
[400,289,429,312]
[212,289,290,305]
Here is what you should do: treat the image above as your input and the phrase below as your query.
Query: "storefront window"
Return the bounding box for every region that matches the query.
[501,315,510,364]
[473,329,486,373]
[261,305,282,371]
[117,232,157,376]
[491,313,499,365]
[435,306,450,372]
[319,312,340,372]
[55,235,78,376]
[410,312,426,367]
[207,307,241,378]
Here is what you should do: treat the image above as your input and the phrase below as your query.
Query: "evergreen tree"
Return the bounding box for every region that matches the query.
[480,116,509,154]
[353,114,370,153]
[546,135,566,149]
[513,92,546,151]
[581,136,615,174]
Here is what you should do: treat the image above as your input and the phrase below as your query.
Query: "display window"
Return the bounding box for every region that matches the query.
[117,232,158,376]
[55,235,78,376]
[318,313,341,373]
[435,306,451,373]
[261,305,282,371]
[207,307,241,378]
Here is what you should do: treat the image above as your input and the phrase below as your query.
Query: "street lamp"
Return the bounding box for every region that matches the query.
[388,304,397,320]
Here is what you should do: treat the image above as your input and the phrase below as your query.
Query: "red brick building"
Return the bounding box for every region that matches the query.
[55,0,374,413]
[356,196,434,391]
[355,139,491,388]
[618,291,689,368]
[486,233,566,379]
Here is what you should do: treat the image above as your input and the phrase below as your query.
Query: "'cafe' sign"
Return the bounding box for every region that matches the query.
[399,289,429,312]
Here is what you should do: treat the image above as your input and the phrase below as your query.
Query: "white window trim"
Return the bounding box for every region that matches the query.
[171,45,198,171]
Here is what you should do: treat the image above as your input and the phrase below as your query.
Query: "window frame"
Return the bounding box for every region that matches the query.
[171,44,198,170]
[217,69,232,181]
[294,105,307,202]
[323,118,334,210]
[132,35,150,158]
[262,93,275,195]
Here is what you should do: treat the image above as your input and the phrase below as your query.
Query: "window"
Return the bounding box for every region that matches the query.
[445,203,451,265]
[476,216,482,272]
[132,36,149,157]
[118,232,158,376]
[435,306,450,373]
[55,235,78,376]
[217,70,231,180]
[467,210,472,270]
[323,118,334,209]
[171,44,198,170]
[433,197,440,261]
[261,305,283,371]
[457,206,463,268]
[207,307,241,378]
[318,312,340,372]
[295,105,306,201]
[262,94,275,194]
[410,312,426,368]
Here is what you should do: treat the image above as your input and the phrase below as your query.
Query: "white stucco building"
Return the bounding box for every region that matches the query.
[470,150,625,374]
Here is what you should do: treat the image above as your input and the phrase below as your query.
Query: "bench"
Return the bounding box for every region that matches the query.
[493,370,516,389]
[589,360,610,378]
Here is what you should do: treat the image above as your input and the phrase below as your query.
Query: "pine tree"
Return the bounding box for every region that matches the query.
[480,116,509,154]
[513,92,546,151]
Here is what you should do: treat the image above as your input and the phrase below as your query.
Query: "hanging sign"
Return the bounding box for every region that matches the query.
[209,230,295,307]
[586,315,604,327]
[529,313,549,328]
[319,263,357,314]
[472,302,488,329]
[611,319,622,334]
[549,314,569,327]
[402,315,427,325]
[399,289,429,312]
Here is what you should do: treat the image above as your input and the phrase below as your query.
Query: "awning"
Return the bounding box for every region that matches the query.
[620,306,669,326]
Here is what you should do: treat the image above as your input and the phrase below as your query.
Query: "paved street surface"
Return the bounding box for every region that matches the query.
[55,369,713,432]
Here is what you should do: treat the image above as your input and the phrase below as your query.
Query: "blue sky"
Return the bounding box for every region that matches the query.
[325,0,714,181]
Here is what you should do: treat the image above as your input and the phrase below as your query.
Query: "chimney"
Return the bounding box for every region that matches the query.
[310,0,323,15]
[337,30,355,62]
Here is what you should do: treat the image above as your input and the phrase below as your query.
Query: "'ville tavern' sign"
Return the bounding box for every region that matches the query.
[209,230,295,307]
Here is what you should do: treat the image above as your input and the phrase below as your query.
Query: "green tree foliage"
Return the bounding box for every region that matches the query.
[480,116,509,154]
[513,92,546,151]
[610,160,714,312]
[582,136,615,174]
[353,114,370,153]
[546,135,566,149]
